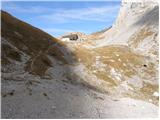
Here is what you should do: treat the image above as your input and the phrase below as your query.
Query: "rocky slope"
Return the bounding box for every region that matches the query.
[63,0,159,105]
[94,0,159,57]
[1,0,159,118]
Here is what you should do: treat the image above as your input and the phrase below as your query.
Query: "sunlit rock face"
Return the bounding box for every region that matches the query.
[96,0,158,57]
[115,0,159,56]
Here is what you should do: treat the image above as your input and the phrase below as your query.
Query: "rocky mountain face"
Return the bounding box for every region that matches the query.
[1,0,159,118]
[96,0,159,57]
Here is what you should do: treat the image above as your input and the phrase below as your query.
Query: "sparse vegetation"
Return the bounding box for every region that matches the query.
[1,0,159,117]
[128,27,154,48]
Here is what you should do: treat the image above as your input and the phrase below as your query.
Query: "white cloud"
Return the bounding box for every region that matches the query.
[2,1,120,23]
[2,1,120,36]
[39,5,120,23]
[2,2,53,13]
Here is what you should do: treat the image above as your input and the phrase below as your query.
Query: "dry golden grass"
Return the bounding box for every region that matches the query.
[1,43,21,63]
[95,45,144,77]
[128,27,154,48]
[125,82,159,106]
[73,44,158,105]
[87,27,111,40]
[74,45,145,85]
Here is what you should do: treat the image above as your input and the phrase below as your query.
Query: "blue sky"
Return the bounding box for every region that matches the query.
[2,1,121,37]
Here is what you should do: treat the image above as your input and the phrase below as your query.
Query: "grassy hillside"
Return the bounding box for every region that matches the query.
[1,10,70,76]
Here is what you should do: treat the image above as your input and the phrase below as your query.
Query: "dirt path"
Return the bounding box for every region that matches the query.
[1,77,158,118]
